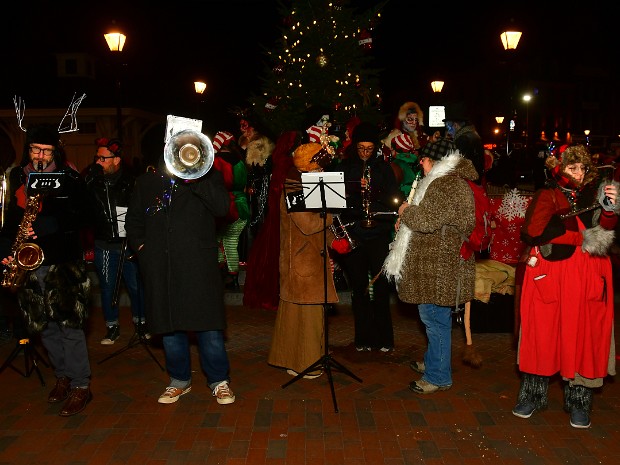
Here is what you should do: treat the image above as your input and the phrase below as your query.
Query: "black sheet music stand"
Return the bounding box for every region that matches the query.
[97,238,164,371]
[0,312,49,386]
[282,173,362,413]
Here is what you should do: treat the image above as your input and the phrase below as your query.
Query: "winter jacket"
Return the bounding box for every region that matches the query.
[278,168,338,305]
[84,164,136,245]
[125,169,230,334]
[396,153,477,307]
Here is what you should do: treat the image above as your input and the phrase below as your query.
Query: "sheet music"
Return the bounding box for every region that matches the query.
[116,206,127,237]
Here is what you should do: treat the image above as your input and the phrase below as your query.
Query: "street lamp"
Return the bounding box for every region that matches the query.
[500,30,522,50]
[194,81,207,95]
[430,81,444,93]
[584,129,590,146]
[194,81,207,118]
[104,31,126,140]
[523,94,532,149]
[500,23,522,156]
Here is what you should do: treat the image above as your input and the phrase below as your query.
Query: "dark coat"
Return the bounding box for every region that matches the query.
[2,165,94,332]
[125,169,230,334]
[84,164,136,244]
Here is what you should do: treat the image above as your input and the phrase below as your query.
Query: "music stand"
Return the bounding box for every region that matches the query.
[0,304,49,386]
[97,238,164,371]
[282,173,362,413]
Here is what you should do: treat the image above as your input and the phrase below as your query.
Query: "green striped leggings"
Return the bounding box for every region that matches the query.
[217,218,248,273]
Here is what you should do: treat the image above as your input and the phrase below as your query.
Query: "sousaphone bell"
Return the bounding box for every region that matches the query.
[164,129,214,180]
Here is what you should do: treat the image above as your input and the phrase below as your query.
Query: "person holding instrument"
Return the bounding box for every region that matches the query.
[125,129,235,405]
[513,144,620,428]
[1,123,95,416]
[329,122,399,352]
[84,137,147,345]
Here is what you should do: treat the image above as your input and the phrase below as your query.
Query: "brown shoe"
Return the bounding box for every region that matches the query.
[48,377,71,403]
[59,387,92,416]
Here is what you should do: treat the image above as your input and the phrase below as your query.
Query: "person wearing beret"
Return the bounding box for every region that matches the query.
[513,144,620,429]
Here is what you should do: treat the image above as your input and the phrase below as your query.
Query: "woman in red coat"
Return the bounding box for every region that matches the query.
[513,144,619,428]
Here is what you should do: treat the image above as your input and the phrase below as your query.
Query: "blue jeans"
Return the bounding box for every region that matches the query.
[94,246,144,326]
[162,330,231,391]
[418,303,453,387]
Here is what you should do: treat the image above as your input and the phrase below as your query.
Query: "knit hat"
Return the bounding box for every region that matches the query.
[27,124,60,147]
[351,122,379,145]
[306,125,322,143]
[419,138,456,161]
[212,131,234,152]
[293,143,333,172]
[95,137,123,156]
[392,133,415,153]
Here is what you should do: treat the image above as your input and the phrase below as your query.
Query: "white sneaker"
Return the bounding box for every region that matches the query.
[213,381,235,405]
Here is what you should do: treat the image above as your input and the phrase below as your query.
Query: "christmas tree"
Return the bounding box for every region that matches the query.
[248,0,386,137]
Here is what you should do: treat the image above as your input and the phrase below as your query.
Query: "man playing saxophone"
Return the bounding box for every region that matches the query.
[0,124,95,416]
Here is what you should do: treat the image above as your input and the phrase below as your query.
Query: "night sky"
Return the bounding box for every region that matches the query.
[2,1,617,130]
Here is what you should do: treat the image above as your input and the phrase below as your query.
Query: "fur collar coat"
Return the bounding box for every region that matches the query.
[393,153,478,307]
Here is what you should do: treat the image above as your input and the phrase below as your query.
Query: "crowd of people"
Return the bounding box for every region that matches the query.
[0,99,617,430]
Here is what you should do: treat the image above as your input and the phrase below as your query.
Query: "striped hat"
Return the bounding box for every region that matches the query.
[212,131,234,152]
[392,133,414,152]
[306,125,322,143]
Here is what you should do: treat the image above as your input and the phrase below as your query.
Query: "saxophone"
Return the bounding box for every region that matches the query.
[360,160,376,228]
[1,193,45,291]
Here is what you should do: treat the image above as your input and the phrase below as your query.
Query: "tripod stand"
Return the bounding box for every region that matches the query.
[0,336,49,386]
[282,174,362,413]
[97,239,164,370]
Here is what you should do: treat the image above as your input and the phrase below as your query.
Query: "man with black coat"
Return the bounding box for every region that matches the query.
[125,132,236,405]
[84,137,146,345]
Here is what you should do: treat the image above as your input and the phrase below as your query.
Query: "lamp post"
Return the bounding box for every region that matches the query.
[495,116,504,145]
[523,93,532,150]
[194,81,206,119]
[584,129,590,146]
[104,31,126,140]
[500,23,522,156]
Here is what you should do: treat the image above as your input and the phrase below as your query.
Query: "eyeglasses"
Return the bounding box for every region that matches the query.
[94,155,117,162]
[357,145,375,154]
[566,165,588,174]
[29,146,54,156]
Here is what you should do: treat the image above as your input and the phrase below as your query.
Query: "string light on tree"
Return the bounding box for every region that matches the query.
[316,51,329,67]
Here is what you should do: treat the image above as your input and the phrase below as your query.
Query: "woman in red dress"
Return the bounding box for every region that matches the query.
[513,144,619,428]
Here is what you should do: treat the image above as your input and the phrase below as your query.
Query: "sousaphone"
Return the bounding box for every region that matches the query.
[163,129,214,180]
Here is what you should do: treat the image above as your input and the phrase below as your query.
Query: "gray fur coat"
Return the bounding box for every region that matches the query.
[395,153,478,307]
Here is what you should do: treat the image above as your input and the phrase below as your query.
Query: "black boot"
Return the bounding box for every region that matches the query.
[564,383,593,428]
[225,272,239,290]
[513,372,549,418]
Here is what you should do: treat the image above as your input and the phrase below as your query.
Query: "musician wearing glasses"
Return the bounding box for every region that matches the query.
[124,135,236,405]
[1,124,95,416]
[84,138,147,345]
[329,122,399,352]
[513,144,620,429]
